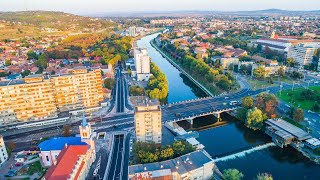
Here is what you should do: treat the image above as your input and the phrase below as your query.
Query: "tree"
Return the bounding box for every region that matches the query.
[27,50,38,60]
[7,141,16,155]
[286,58,298,67]
[293,108,304,122]
[160,147,174,160]
[256,173,273,180]
[242,96,254,109]
[253,66,267,79]
[223,169,244,180]
[62,125,71,137]
[277,66,285,77]
[104,78,115,89]
[312,102,320,112]
[21,70,31,77]
[245,107,264,130]
[236,108,248,121]
[34,54,48,69]
[5,59,11,66]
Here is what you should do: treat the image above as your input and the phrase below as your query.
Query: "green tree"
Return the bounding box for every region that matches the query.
[223,169,244,180]
[236,108,248,121]
[21,70,31,77]
[27,50,38,60]
[293,108,304,122]
[245,107,264,130]
[256,173,273,180]
[34,54,48,69]
[104,78,115,89]
[242,96,254,109]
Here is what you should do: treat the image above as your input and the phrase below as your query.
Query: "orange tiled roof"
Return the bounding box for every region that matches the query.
[45,145,89,180]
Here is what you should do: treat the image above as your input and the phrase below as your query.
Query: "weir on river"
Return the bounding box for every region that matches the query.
[214,143,276,162]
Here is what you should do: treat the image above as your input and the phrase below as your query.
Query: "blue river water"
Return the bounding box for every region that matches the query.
[137,34,320,180]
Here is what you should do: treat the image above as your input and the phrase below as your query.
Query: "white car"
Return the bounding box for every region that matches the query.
[285,104,290,108]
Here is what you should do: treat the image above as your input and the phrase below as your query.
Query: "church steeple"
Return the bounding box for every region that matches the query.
[81,113,88,127]
[79,113,91,140]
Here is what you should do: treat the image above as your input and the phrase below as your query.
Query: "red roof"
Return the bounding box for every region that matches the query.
[45,145,89,180]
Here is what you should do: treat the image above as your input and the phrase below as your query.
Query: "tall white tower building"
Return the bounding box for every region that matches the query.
[0,135,8,166]
[134,48,151,81]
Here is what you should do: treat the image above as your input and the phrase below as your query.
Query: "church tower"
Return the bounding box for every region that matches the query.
[79,113,95,150]
[79,113,96,164]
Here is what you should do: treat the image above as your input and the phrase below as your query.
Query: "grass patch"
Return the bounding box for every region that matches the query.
[247,79,275,90]
[282,117,304,129]
[18,161,46,177]
[277,86,320,112]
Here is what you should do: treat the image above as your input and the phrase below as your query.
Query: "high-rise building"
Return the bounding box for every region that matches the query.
[0,68,104,125]
[128,26,137,37]
[134,48,151,81]
[288,44,318,66]
[134,98,162,144]
[0,135,8,166]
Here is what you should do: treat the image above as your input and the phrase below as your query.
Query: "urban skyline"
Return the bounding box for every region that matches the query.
[1,0,320,14]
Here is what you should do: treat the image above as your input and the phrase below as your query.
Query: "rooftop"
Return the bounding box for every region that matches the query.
[266,118,311,141]
[129,150,213,176]
[45,145,89,180]
[38,137,87,151]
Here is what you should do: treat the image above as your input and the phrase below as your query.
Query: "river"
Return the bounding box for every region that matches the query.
[137,33,320,180]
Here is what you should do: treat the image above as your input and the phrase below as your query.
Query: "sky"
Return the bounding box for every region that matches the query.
[0,0,319,15]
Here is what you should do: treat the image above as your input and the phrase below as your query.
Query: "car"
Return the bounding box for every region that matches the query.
[175,113,181,117]
[224,96,229,99]
[5,173,15,177]
[315,81,319,84]
[223,103,227,106]
[15,163,23,167]
[285,104,290,108]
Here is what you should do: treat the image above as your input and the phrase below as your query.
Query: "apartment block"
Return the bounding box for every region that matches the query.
[52,68,103,112]
[288,45,318,66]
[0,68,103,125]
[134,48,151,81]
[0,135,8,166]
[134,98,162,144]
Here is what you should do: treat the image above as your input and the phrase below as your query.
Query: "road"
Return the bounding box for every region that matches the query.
[106,134,125,180]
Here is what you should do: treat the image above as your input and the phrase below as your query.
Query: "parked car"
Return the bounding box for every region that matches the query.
[15,163,23,167]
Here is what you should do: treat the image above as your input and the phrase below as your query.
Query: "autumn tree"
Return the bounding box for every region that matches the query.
[293,108,304,122]
[256,173,273,180]
[7,141,16,155]
[242,96,254,109]
[62,125,71,137]
[277,66,285,77]
[245,107,264,130]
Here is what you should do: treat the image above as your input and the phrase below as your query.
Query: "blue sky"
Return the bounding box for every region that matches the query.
[0,0,319,14]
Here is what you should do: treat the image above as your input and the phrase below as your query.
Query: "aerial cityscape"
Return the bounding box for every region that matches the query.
[1,0,320,180]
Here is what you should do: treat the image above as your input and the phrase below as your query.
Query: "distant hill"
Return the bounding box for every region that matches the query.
[0,11,115,31]
[96,9,320,17]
